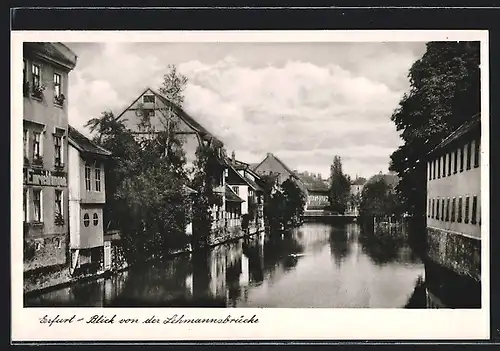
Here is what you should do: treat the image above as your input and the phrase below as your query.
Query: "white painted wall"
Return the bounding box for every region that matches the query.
[427,139,481,239]
[68,145,81,248]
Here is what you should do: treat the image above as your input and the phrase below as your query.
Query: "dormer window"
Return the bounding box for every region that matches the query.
[143,94,155,104]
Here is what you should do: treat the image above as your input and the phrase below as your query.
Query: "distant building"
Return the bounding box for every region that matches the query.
[426,116,481,286]
[68,126,113,274]
[347,177,367,215]
[295,172,330,212]
[22,43,78,273]
[252,152,303,187]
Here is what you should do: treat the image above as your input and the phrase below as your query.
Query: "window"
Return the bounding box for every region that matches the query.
[442,155,447,178]
[448,152,452,176]
[23,129,28,159]
[83,213,90,227]
[471,196,478,224]
[54,135,62,167]
[232,186,239,195]
[428,162,432,181]
[55,190,62,216]
[432,199,435,219]
[446,198,450,222]
[23,59,27,82]
[474,139,480,168]
[33,189,42,222]
[433,159,436,179]
[441,200,445,221]
[85,163,92,191]
[437,157,441,178]
[95,166,101,192]
[23,188,27,222]
[460,145,465,172]
[436,199,440,220]
[458,197,463,223]
[454,149,458,173]
[53,73,61,98]
[33,132,41,159]
[464,196,470,224]
[466,142,472,170]
[451,198,456,222]
[428,198,431,218]
[31,63,41,88]
[143,94,155,103]
[93,213,99,226]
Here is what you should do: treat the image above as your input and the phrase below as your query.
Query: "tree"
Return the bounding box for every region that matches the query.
[389,41,480,219]
[328,156,351,213]
[259,174,306,232]
[85,65,192,263]
[190,141,225,249]
[359,177,404,220]
[281,178,307,228]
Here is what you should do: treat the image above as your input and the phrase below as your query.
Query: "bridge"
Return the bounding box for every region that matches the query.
[302,210,359,219]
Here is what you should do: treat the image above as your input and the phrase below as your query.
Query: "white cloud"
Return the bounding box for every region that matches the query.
[65,42,424,178]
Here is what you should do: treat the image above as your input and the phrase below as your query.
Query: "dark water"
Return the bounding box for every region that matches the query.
[26,222,430,308]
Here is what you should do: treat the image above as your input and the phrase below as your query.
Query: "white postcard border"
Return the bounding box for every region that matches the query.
[11,29,490,342]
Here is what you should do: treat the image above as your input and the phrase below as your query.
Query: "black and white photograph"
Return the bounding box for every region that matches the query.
[12,29,489,341]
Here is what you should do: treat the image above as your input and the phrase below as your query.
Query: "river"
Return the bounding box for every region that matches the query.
[25,222,430,308]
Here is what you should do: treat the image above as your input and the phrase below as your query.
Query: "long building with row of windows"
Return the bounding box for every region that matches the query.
[426,115,481,306]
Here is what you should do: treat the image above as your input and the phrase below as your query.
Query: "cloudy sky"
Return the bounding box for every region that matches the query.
[64,41,427,179]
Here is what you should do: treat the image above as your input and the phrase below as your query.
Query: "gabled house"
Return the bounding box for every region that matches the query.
[114,87,224,172]
[226,152,265,230]
[68,125,112,275]
[252,152,303,188]
[114,87,228,237]
[295,172,330,212]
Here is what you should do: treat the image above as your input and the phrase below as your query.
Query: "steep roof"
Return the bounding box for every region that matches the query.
[115,87,223,147]
[366,173,400,189]
[428,114,481,155]
[68,125,112,157]
[296,173,329,192]
[252,153,300,180]
[24,42,78,70]
[225,185,245,203]
[225,158,263,191]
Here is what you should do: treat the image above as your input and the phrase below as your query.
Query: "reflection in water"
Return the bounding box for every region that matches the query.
[27,222,443,308]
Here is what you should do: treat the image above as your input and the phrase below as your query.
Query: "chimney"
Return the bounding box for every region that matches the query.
[318,173,322,180]
[231,151,235,164]
[293,169,298,174]
[266,152,272,157]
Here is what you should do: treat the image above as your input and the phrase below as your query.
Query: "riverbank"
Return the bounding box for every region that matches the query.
[24,226,265,299]
[24,222,427,308]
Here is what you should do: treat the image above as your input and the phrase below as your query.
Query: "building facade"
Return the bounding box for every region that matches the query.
[114,87,228,240]
[426,116,481,302]
[347,177,367,216]
[296,172,330,212]
[68,126,112,274]
[23,43,77,273]
[228,153,265,230]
